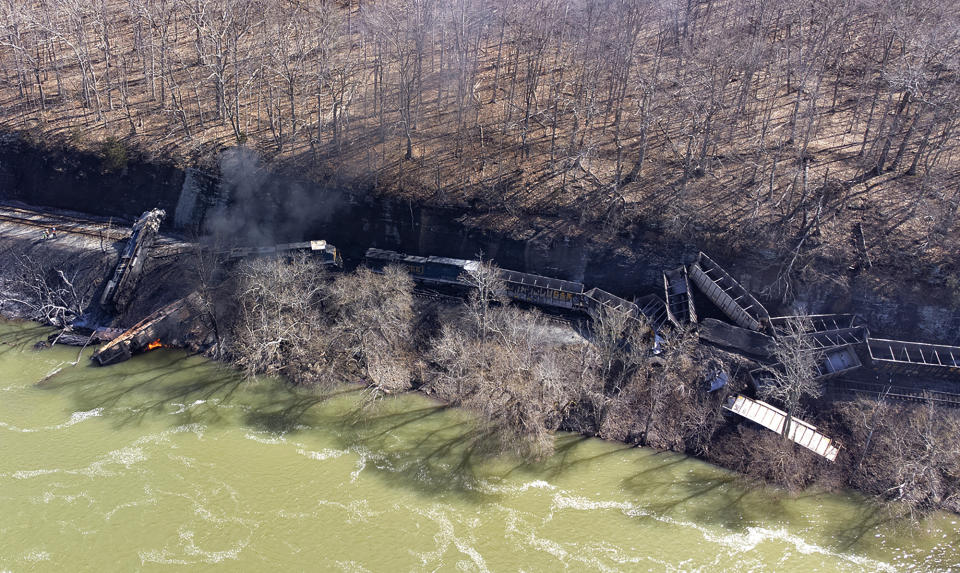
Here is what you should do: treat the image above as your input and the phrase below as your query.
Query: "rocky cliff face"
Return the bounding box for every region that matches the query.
[1,133,956,344]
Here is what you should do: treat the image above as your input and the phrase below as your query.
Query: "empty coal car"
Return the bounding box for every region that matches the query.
[498,268,585,310]
[364,248,587,310]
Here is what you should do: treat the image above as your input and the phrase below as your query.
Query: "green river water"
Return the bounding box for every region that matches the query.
[1,320,958,572]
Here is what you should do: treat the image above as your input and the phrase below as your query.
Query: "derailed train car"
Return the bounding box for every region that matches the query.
[364,248,587,311]
[364,248,474,285]
[363,248,670,325]
[223,239,342,267]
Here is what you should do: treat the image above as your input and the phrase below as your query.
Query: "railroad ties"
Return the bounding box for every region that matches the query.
[662,266,697,327]
[724,394,840,461]
[689,252,771,332]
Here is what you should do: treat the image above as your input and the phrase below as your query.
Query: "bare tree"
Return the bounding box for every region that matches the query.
[760,313,823,438]
[328,265,416,395]
[1,251,95,329]
[229,254,331,384]
[839,398,960,516]
[429,305,581,459]
[587,302,650,395]
[458,255,507,341]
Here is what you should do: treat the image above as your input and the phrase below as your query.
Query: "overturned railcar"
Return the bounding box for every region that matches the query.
[700,318,776,357]
[750,345,862,391]
[689,252,770,332]
[769,314,868,350]
[583,288,669,331]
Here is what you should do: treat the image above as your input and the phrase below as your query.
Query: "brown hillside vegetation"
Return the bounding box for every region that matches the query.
[1,0,959,285]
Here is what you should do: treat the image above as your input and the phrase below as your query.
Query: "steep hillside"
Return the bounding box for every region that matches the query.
[1,0,958,301]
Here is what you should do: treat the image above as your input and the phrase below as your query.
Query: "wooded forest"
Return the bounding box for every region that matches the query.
[1,0,959,282]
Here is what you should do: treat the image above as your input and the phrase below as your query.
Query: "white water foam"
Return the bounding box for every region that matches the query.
[105,496,159,521]
[10,468,64,479]
[296,447,348,462]
[333,560,374,573]
[550,493,898,572]
[475,478,556,496]
[0,408,103,433]
[4,426,207,481]
[22,550,51,562]
[411,505,490,573]
[243,431,286,445]
[139,529,248,565]
[171,400,208,415]
[36,490,95,507]
[350,448,371,482]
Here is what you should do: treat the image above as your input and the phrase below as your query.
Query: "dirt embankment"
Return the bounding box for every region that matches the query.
[0,208,197,329]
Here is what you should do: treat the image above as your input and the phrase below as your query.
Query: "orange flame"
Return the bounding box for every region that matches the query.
[146,339,163,350]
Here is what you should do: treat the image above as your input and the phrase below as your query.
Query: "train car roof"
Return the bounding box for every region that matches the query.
[365,248,474,268]
[500,269,585,293]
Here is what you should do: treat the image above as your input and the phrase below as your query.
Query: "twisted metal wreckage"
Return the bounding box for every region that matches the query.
[75,209,960,461]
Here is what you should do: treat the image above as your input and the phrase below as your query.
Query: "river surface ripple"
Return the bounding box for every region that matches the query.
[0,321,957,572]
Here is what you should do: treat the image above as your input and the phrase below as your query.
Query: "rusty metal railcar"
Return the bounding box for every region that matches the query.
[689,252,770,332]
[363,248,588,311]
[663,266,697,327]
[867,338,960,379]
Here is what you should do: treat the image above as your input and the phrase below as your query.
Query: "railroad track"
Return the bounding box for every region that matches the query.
[832,380,960,407]
[0,210,130,241]
[0,204,122,225]
[413,288,466,304]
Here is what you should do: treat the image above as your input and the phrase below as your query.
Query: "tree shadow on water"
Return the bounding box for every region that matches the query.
[300,397,512,503]
[47,352,250,428]
[616,452,780,531]
[0,324,52,350]
[497,434,637,482]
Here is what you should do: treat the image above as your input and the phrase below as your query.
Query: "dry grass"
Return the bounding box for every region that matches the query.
[1,0,958,288]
